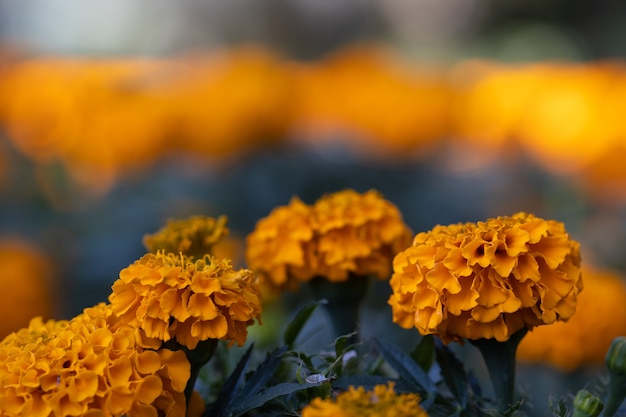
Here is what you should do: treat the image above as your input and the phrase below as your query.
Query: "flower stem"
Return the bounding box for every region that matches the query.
[164,338,219,407]
[470,328,528,413]
[308,274,370,344]
[603,373,626,416]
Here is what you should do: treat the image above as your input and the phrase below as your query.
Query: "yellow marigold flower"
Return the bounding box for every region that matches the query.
[245,189,413,290]
[388,212,582,343]
[518,267,626,371]
[0,237,56,339]
[0,303,190,417]
[301,382,427,417]
[143,215,229,258]
[109,252,262,349]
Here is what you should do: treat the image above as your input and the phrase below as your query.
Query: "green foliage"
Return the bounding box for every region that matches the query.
[197,300,612,417]
[283,300,327,350]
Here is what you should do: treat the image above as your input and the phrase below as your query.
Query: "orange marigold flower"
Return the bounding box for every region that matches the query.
[143,215,229,258]
[109,252,262,349]
[245,189,413,290]
[301,382,428,417]
[388,212,583,343]
[518,266,626,372]
[0,303,190,417]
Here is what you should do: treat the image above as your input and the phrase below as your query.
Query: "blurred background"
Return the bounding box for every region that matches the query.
[1,0,626,414]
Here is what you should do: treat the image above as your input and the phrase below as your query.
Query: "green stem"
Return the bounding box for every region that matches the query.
[603,373,626,416]
[470,328,528,413]
[307,274,371,344]
[163,338,219,407]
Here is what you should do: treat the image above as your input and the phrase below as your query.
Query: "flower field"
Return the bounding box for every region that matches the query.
[1,35,626,416]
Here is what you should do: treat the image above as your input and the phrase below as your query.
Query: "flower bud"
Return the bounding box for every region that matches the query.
[606,337,626,375]
[572,389,603,417]
[603,337,626,417]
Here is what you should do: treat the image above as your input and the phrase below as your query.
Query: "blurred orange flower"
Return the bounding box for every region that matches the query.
[0,237,55,340]
[245,189,412,291]
[166,48,293,160]
[0,58,173,194]
[389,212,583,343]
[451,61,619,175]
[518,267,626,372]
[109,252,262,349]
[0,303,190,417]
[293,45,449,160]
[143,215,229,259]
[301,382,427,417]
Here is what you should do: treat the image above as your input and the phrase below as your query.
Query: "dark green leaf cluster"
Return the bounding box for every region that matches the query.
[195,301,543,417]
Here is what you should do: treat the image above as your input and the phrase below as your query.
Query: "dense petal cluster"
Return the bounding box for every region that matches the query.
[301,382,427,417]
[518,267,626,371]
[388,212,583,343]
[109,252,262,349]
[143,215,229,258]
[245,189,413,290]
[0,303,190,417]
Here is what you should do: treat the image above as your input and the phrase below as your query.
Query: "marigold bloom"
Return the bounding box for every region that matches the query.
[0,303,190,417]
[0,237,55,339]
[109,252,262,349]
[245,189,413,290]
[301,382,427,417]
[518,267,626,371]
[143,215,229,258]
[389,212,582,343]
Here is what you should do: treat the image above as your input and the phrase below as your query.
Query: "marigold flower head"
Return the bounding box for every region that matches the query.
[245,189,413,291]
[0,303,190,417]
[388,212,582,343]
[143,215,229,258]
[109,251,262,349]
[301,382,427,417]
[518,267,626,371]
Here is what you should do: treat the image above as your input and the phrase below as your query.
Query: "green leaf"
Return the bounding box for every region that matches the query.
[411,335,435,372]
[283,300,327,349]
[231,382,319,415]
[334,332,357,357]
[434,337,468,408]
[208,343,254,417]
[234,346,288,407]
[372,337,436,397]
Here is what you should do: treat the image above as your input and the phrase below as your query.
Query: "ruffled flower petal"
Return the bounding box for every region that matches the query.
[0,303,190,417]
[389,212,582,343]
[109,252,262,349]
[246,189,412,291]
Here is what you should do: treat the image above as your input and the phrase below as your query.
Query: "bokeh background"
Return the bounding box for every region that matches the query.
[2,1,626,414]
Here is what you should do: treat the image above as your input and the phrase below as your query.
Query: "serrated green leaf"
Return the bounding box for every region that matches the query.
[231,382,319,415]
[234,346,288,406]
[411,335,435,372]
[209,343,254,417]
[372,337,436,396]
[284,300,326,349]
[434,337,468,408]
